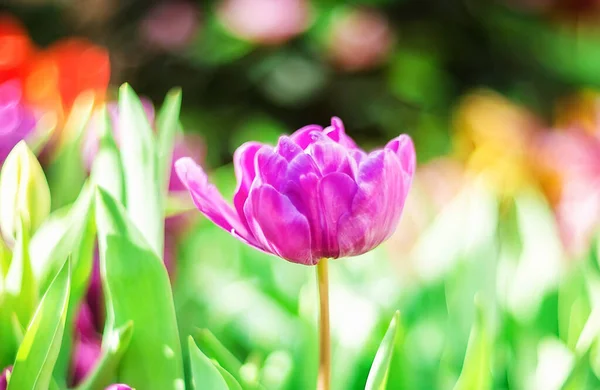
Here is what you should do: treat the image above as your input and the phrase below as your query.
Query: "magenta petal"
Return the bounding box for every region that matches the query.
[319,172,358,257]
[323,117,357,149]
[175,157,259,247]
[337,150,407,256]
[244,184,314,265]
[386,134,416,177]
[306,139,356,177]
[71,336,102,385]
[255,145,289,190]
[290,124,324,149]
[105,385,133,390]
[0,366,12,390]
[233,141,263,223]
[276,136,304,161]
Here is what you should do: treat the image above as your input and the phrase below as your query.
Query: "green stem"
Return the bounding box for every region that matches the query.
[317,258,330,390]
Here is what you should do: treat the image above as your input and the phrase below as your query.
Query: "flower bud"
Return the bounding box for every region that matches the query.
[0,366,12,390]
[105,385,133,390]
[0,141,50,243]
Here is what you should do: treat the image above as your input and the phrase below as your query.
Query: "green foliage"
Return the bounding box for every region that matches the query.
[365,311,402,390]
[8,260,70,390]
[453,297,492,390]
[95,187,184,389]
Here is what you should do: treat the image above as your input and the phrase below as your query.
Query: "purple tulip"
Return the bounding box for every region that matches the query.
[0,366,12,390]
[70,303,102,385]
[0,80,37,164]
[176,117,415,265]
[105,385,133,390]
[70,335,102,386]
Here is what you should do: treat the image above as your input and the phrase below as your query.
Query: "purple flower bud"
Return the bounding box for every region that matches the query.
[70,326,102,385]
[176,117,416,265]
[0,80,37,164]
[105,385,133,390]
[0,366,12,390]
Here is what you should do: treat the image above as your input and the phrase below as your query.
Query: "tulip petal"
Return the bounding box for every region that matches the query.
[337,150,407,256]
[255,145,288,190]
[276,135,303,161]
[244,184,314,264]
[290,124,323,149]
[319,172,358,257]
[233,141,263,224]
[306,138,356,177]
[175,157,259,247]
[323,116,357,149]
[71,336,101,385]
[386,134,416,177]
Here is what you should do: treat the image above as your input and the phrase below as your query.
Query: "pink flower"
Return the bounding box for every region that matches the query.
[217,0,310,44]
[140,1,200,52]
[537,127,600,256]
[176,117,415,265]
[326,8,393,72]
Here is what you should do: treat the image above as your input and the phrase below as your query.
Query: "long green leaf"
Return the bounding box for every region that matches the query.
[365,311,401,390]
[188,336,229,390]
[46,92,95,208]
[95,188,183,389]
[453,297,492,390]
[156,88,182,197]
[8,259,70,390]
[195,329,244,383]
[5,218,36,328]
[30,183,95,292]
[76,321,134,390]
[215,364,243,390]
[91,105,125,205]
[117,84,163,255]
[53,185,96,385]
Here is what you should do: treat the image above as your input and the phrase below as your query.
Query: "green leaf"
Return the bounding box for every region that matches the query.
[46,93,95,208]
[215,364,243,390]
[95,187,183,389]
[188,336,229,390]
[91,105,125,205]
[117,84,163,256]
[453,297,492,390]
[11,313,24,344]
[156,88,182,197]
[5,218,37,328]
[54,187,96,385]
[0,218,34,367]
[76,321,134,390]
[365,311,401,390]
[30,183,95,292]
[194,329,244,384]
[561,348,590,390]
[8,259,70,390]
[28,184,96,385]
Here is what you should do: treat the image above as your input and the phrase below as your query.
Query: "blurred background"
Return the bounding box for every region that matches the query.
[4,0,600,389]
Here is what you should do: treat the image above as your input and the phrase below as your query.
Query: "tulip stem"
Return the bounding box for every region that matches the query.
[317,258,330,390]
